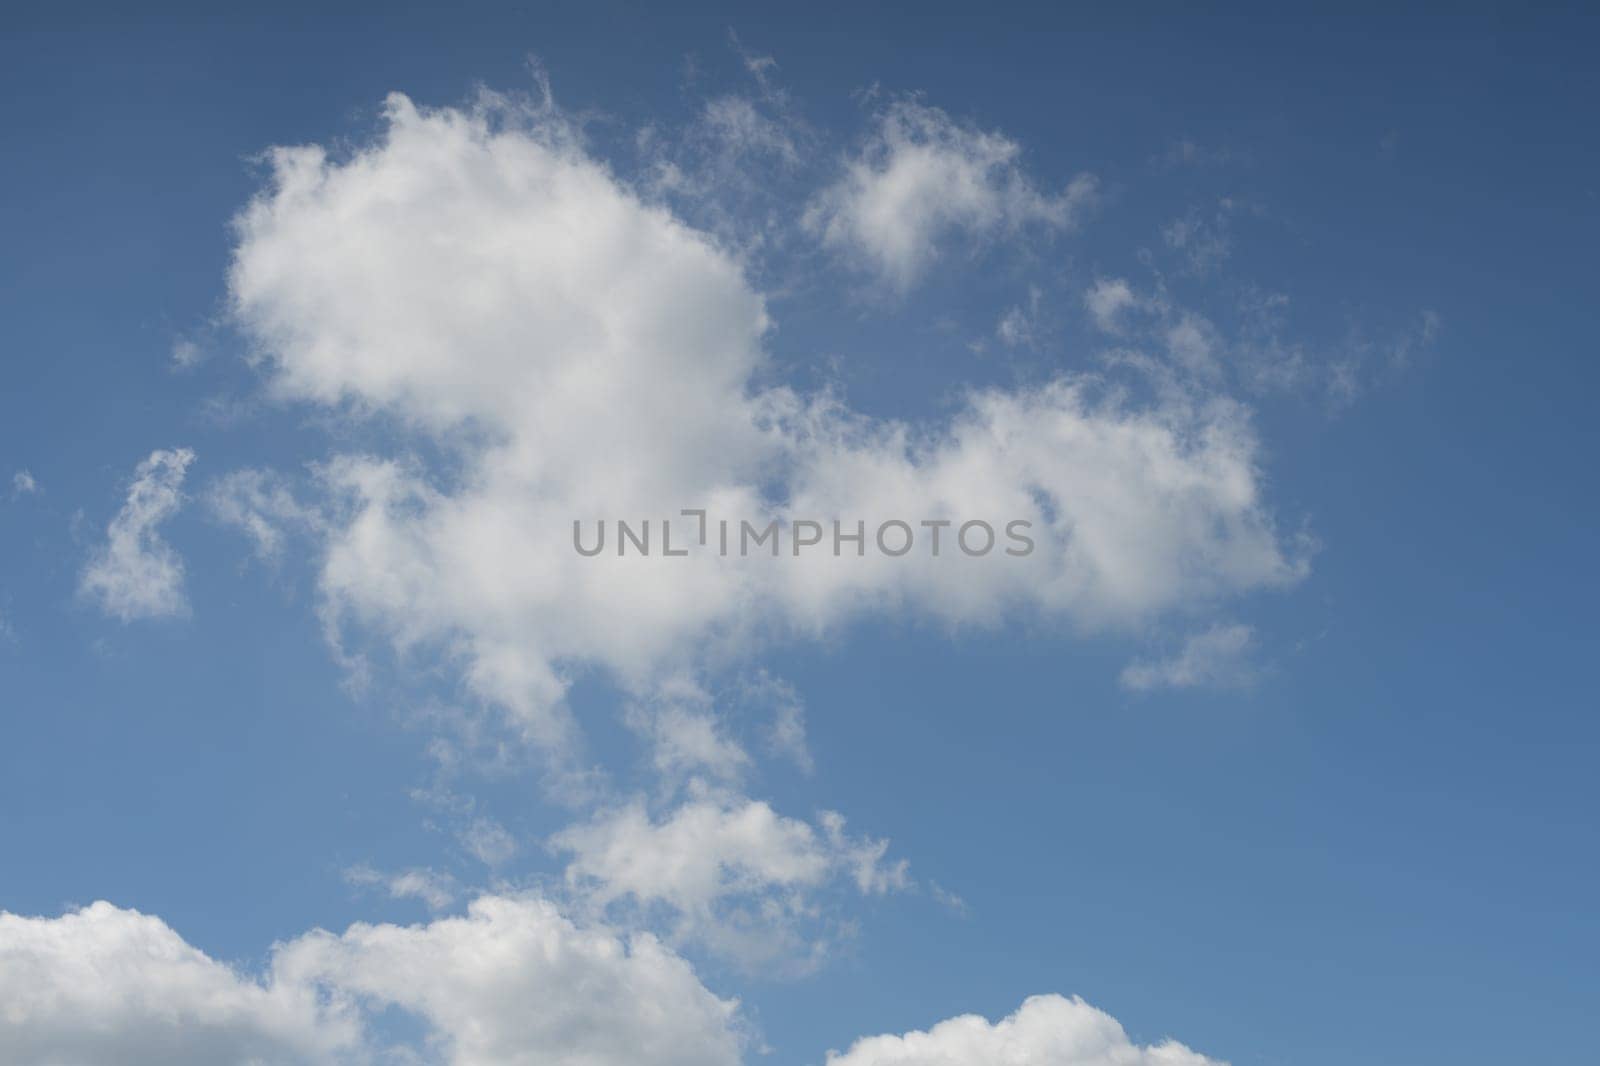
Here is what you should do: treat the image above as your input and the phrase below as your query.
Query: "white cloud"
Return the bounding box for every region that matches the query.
[344,864,457,911]
[231,93,777,746]
[929,882,969,915]
[827,994,1224,1066]
[459,816,517,868]
[225,91,1303,752]
[2,904,1226,1066]
[171,337,206,370]
[206,467,322,562]
[768,697,811,771]
[0,901,358,1065]
[995,286,1042,349]
[1092,269,1439,410]
[819,809,910,895]
[0,896,745,1066]
[11,469,38,497]
[1162,202,1233,275]
[1085,278,1222,378]
[1120,623,1258,692]
[1397,308,1442,368]
[775,382,1301,631]
[553,789,904,970]
[1163,312,1222,379]
[626,679,753,784]
[805,99,1095,292]
[79,447,195,621]
[635,39,811,262]
[700,95,802,167]
[1084,277,1138,333]
[647,88,806,248]
[740,670,813,774]
[278,895,745,1066]
[1326,307,1442,408]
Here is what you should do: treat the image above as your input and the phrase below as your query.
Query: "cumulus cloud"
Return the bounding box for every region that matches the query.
[0,896,744,1066]
[11,469,38,498]
[827,994,1224,1066]
[214,95,1307,997]
[553,788,905,971]
[1120,622,1258,692]
[223,92,1302,752]
[2,903,1228,1066]
[79,447,195,621]
[10,65,1427,1066]
[0,901,357,1065]
[278,895,745,1066]
[804,99,1095,292]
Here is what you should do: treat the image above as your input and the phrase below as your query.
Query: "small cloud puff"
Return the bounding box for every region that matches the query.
[806,99,1094,293]
[79,448,195,622]
[1121,623,1259,692]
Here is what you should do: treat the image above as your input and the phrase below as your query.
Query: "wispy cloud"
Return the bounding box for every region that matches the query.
[1121,623,1259,692]
[79,448,195,621]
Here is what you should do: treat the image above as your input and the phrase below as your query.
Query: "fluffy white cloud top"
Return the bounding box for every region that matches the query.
[805,99,1095,292]
[277,895,745,1066]
[79,447,195,621]
[827,994,1224,1066]
[0,900,358,1065]
[1,903,1224,1066]
[225,92,1304,750]
[0,895,744,1066]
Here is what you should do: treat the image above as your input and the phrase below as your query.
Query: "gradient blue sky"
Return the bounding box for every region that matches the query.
[1,5,1597,1066]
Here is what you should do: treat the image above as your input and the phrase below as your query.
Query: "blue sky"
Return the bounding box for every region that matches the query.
[1,5,1596,1065]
